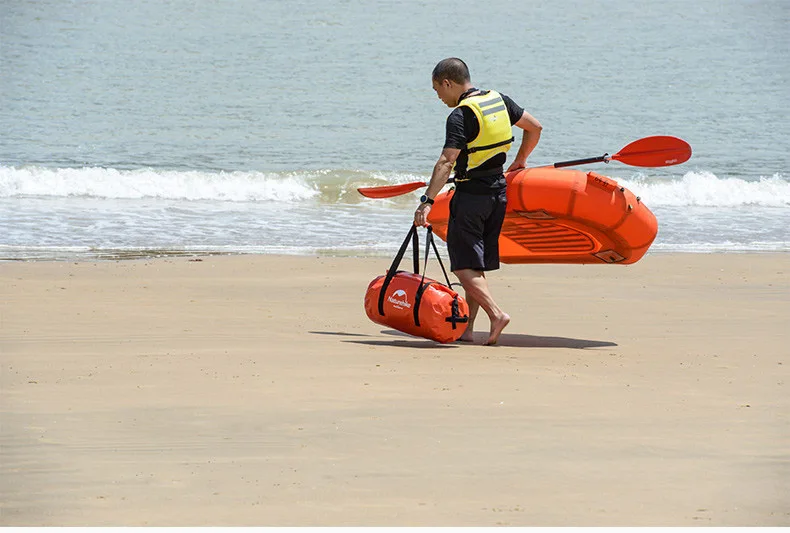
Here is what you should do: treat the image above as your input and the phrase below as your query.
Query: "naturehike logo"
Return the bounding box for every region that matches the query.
[387,289,411,309]
[665,158,678,164]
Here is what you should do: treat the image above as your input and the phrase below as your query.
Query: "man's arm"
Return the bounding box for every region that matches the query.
[507,111,543,172]
[414,147,460,227]
[425,147,460,200]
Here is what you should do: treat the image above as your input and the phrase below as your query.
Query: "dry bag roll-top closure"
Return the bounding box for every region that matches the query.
[364,225,470,344]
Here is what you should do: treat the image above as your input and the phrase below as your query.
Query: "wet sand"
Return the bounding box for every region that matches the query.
[1,253,788,526]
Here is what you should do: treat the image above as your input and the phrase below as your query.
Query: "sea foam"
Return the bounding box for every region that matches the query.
[0,166,320,202]
[2,166,789,208]
[620,171,790,207]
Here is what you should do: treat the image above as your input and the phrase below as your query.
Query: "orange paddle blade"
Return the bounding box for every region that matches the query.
[612,136,692,167]
[357,181,427,198]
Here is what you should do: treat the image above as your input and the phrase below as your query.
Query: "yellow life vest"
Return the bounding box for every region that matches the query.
[456,90,514,178]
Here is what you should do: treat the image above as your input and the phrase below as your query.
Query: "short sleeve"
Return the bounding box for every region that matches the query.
[443,108,467,150]
[500,93,525,125]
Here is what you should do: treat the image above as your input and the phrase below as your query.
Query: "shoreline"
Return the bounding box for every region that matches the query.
[2,252,788,526]
[1,248,789,264]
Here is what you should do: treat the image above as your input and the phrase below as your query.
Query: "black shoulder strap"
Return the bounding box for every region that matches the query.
[378,225,419,316]
[412,226,455,326]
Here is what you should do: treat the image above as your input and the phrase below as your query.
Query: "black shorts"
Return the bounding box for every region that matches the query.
[446,188,508,272]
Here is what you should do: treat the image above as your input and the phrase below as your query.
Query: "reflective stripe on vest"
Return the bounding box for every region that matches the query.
[457,90,514,174]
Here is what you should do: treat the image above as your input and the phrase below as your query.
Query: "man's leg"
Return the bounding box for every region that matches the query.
[459,291,480,342]
[454,268,510,345]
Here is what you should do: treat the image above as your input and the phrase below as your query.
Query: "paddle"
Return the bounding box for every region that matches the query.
[357,181,428,198]
[552,135,692,168]
[357,135,691,199]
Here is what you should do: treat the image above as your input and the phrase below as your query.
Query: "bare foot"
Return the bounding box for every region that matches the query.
[484,313,510,346]
[458,329,475,343]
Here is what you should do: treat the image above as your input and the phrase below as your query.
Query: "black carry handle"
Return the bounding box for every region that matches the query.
[377,225,420,316]
[378,225,468,330]
[420,225,453,288]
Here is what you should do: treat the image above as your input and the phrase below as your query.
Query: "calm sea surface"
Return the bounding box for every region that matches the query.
[1,0,789,260]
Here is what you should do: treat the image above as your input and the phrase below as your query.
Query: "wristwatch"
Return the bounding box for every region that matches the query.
[419,194,435,205]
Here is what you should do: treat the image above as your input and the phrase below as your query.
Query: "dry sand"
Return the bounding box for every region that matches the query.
[1,252,788,526]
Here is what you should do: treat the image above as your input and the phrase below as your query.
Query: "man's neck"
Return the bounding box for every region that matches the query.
[456,84,478,105]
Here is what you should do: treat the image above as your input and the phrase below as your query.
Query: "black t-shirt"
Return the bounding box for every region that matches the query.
[444,90,524,193]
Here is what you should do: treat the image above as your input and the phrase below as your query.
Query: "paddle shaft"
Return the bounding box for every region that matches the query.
[553,154,608,168]
[357,135,691,198]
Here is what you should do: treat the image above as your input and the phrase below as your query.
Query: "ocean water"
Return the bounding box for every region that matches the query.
[1,0,788,260]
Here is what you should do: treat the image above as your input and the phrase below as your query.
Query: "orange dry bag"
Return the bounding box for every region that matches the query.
[364,225,469,344]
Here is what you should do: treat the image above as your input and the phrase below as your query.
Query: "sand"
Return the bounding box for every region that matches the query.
[1,252,788,526]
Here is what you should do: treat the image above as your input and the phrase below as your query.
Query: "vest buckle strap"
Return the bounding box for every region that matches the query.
[466,136,515,154]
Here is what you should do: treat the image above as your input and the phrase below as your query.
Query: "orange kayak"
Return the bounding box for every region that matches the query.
[427,167,658,265]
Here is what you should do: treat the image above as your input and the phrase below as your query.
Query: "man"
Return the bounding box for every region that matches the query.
[414,58,542,345]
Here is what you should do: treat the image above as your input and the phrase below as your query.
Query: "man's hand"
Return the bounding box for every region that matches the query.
[508,110,542,172]
[507,158,527,172]
[414,203,432,227]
